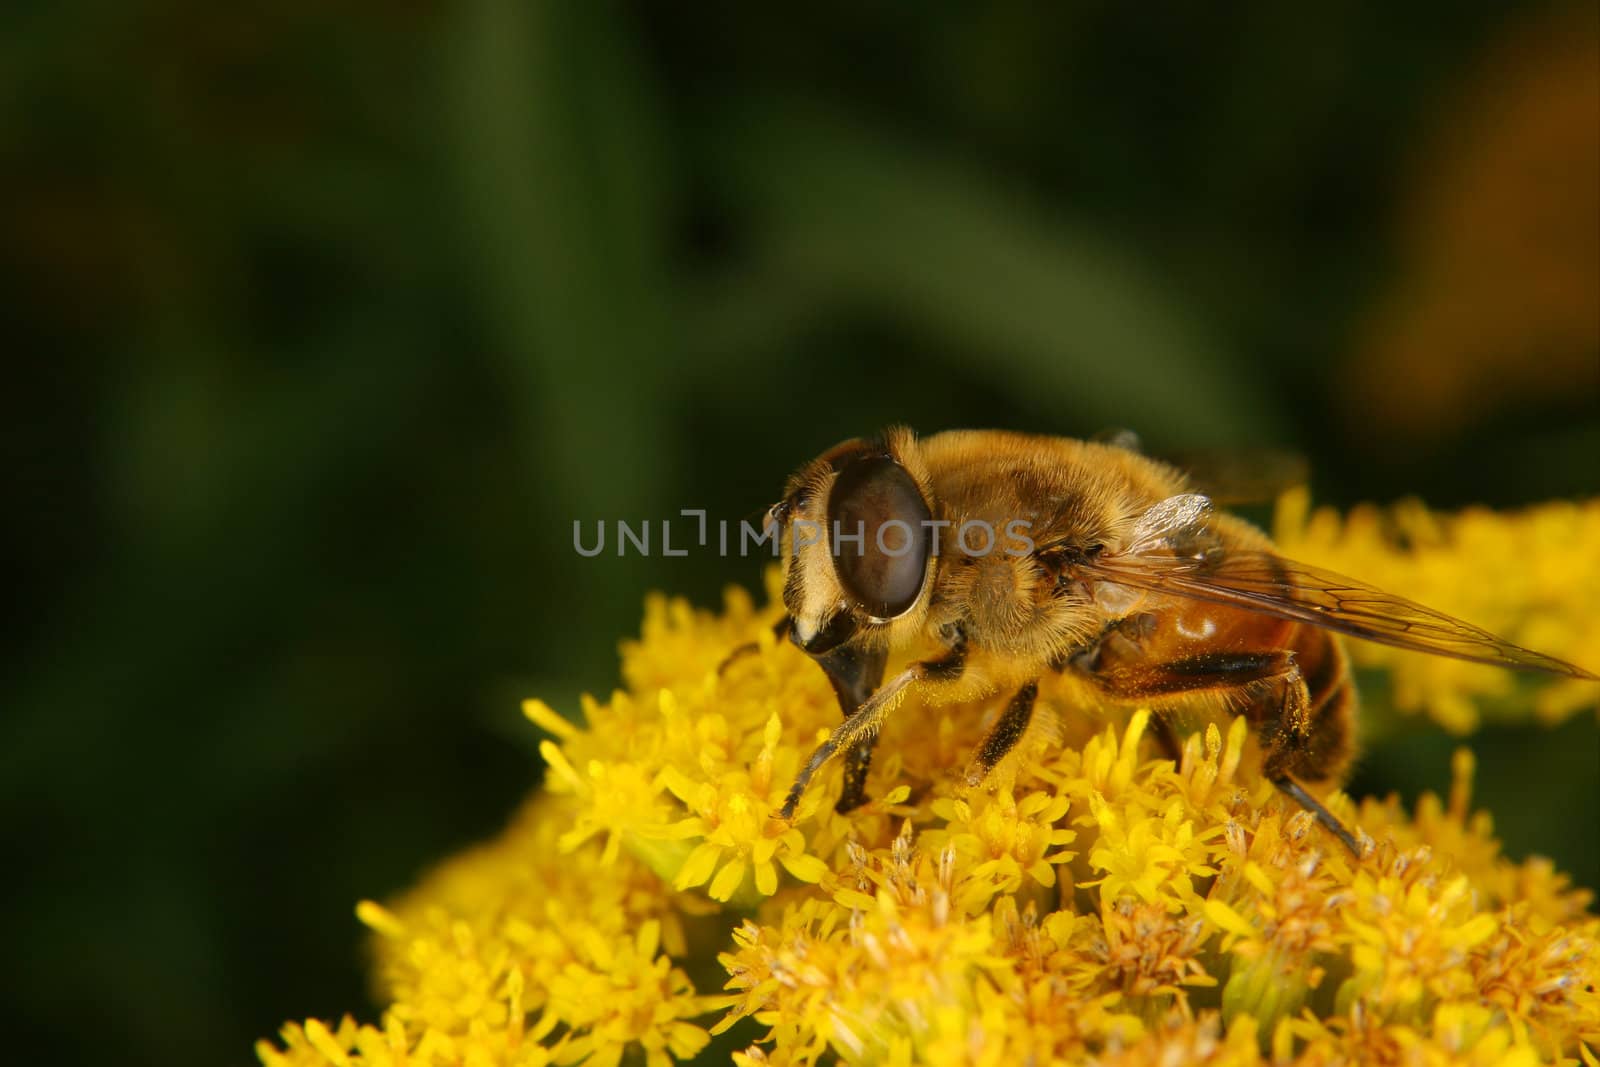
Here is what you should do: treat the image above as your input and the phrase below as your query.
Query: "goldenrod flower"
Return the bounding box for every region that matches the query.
[259,499,1599,1067]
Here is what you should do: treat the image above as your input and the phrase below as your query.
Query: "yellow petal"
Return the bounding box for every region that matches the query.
[778,851,829,883]
[709,857,748,901]
[754,860,778,897]
[354,900,405,939]
[522,698,579,739]
[675,841,723,890]
[1204,899,1257,939]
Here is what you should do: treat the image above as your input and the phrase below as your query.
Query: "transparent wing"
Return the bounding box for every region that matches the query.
[1167,447,1310,506]
[1086,512,1597,679]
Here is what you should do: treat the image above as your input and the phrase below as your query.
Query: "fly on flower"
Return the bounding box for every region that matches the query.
[762,428,1598,853]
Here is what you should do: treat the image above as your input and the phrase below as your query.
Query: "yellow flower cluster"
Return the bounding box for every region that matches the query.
[259,791,720,1067]
[258,499,1600,1067]
[1274,490,1600,732]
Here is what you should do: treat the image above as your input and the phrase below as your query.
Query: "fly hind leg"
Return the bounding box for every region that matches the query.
[1249,663,1362,856]
[1083,650,1361,855]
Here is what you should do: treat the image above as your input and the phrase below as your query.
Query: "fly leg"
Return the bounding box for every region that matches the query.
[720,616,890,814]
[1148,712,1184,766]
[966,681,1040,785]
[811,640,890,813]
[715,615,794,675]
[781,642,966,820]
[1081,650,1361,855]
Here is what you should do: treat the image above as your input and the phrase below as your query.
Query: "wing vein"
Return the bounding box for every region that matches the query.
[1081,547,1597,679]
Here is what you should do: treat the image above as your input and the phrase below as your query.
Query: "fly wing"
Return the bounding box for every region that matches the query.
[1091,433,1310,507]
[1167,447,1310,507]
[1085,500,1596,679]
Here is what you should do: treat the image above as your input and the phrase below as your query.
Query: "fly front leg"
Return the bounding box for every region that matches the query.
[780,642,966,820]
[811,640,890,813]
[716,615,795,675]
[720,617,889,813]
[1082,649,1360,855]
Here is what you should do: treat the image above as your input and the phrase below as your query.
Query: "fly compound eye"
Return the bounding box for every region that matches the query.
[826,456,932,619]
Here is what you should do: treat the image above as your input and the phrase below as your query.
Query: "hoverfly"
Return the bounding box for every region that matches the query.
[764,428,1595,852]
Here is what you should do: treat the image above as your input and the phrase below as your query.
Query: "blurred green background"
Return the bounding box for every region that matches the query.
[3,3,1597,1064]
